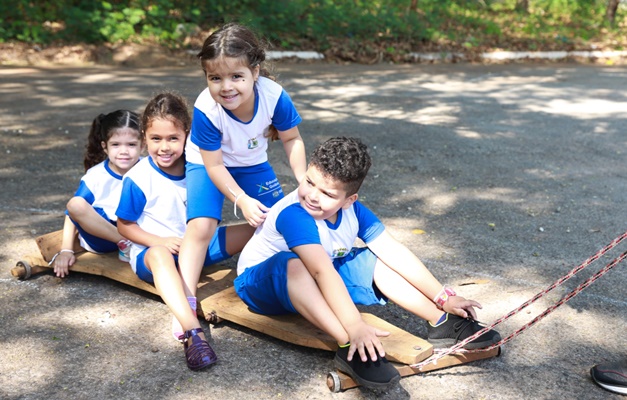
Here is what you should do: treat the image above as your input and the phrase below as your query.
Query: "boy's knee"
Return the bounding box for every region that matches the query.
[286,258,308,278]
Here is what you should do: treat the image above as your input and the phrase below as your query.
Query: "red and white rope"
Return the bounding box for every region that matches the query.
[413,230,627,369]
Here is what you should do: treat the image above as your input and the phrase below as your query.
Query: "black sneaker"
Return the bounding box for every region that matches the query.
[590,360,627,395]
[427,313,501,350]
[334,345,400,389]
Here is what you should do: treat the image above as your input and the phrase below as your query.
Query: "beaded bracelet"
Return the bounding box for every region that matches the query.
[433,286,457,309]
[48,249,75,266]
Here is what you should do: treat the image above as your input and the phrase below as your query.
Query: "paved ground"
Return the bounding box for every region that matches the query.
[1,62,626,400]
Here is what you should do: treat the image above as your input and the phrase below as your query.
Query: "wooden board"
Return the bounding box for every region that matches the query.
[198,285,433,365]
[18,231,433,364]
[12,251,158,295]
[12,230,500,391]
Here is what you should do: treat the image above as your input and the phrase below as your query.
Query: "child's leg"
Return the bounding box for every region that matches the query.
[372,259,443,324]
[235,252,400,388]
[67,197,124,244]
[143,246,217,370]
[178,217,219,298]
[286,258,350,345]
[372,257,501,349]
[144,246,203,335]
[223,223,256,256]
[172,222,254,340]
[288,258,401,388]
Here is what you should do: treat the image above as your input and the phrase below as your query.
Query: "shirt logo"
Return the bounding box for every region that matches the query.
[247,137,259,149]
[332,248,349,258]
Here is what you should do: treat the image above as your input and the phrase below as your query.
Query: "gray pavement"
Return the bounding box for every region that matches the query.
[1,62,626,399]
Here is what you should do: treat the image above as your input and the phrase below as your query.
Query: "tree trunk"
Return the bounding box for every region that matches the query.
[515,0,529,13]
[409,0,418,13]
[606,0,619,25]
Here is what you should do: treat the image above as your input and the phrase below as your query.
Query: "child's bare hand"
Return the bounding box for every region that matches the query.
[444,296,482,320]
[53,252,75,278]
[239,195,269,227]
[345,321,390,362]
[160,237,182,255]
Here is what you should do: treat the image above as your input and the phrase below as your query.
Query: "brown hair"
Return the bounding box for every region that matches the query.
[198,23,279,141]
[83,110,140,171]
[141,92,191,138]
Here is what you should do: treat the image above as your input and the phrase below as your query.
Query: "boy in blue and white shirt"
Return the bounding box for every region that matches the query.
[235,137,501,389]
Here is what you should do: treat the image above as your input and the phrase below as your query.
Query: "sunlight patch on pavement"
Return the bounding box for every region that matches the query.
[455,128,482,139]
[524,98,627,118]
[0,338,56,389]
[406,105,459,125]
[74,73,120,83]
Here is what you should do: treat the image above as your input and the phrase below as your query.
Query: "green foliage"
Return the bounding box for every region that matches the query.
[0,0,624,53]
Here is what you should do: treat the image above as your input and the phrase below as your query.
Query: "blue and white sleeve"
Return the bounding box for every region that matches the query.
[73,180,95,205]
[272,90,302,132]
[115,178,147,223]
[190,107,222,151]
[276,205,320,248]
[355,201,385,244]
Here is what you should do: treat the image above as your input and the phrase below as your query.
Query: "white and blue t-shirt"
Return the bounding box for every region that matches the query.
[185,76,302,167]
[72,160,124,222]
[237,190,385,275]
[115,157,187,273]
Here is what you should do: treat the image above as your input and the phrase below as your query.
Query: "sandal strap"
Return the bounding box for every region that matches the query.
[183,327,204,339]
[183,328,217,370]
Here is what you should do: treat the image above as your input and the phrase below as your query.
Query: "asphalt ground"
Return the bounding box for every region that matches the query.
[1,62,626,399]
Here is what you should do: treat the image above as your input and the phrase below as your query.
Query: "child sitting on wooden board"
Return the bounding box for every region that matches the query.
[53,110,142,278]
[234,137,501,389]
[116,92,251,371]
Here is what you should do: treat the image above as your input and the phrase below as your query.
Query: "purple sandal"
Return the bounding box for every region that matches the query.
[182,327,217,371]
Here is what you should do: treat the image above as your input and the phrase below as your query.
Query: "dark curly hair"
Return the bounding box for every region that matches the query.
[309,137,371,196]
[197,22,279,141]
[83,110,140,171]
[141,92,191,139]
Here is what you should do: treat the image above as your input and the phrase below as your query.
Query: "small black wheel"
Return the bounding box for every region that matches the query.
[16,260,33,280]
[207,310,222,325]
[326,371,341,393]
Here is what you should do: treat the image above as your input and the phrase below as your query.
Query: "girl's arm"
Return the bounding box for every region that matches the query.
[53,215,80,277]
[293,243,389,362]
[117,218,182,255]
[200,148,269,227]
[367,230,481,319]
[278,126,307,184]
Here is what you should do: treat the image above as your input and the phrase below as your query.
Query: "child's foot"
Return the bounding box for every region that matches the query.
[427,313,501,349]
[333,345,400,389]
[590,360,627,395]
[182,327,217,371]
[172,296,197,341]
[117,239,132,262]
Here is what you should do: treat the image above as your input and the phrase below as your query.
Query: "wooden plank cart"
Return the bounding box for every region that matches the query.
[11,231,500,392]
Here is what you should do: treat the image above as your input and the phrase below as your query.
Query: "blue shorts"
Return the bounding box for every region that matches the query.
[70,208,118,253]
[234,247,387,315]
[134,226,230,283]
[186,161,284,222]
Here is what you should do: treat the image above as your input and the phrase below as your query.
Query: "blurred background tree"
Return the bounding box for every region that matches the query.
[0,0,624,60]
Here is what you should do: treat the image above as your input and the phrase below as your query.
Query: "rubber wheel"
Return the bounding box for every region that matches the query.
[326,371,341,392]
[16,260,32,280]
